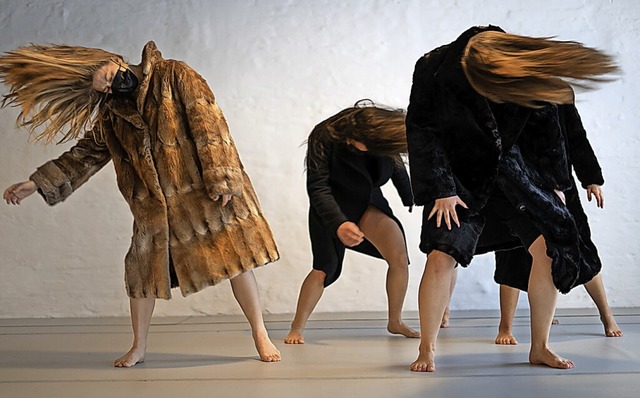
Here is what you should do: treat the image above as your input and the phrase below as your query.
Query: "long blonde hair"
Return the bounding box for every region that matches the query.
[461,31,619,108]
[0,44,121,143]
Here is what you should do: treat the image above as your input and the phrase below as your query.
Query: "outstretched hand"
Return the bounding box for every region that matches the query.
[428,195,468,230]
[3,180,37,205]
[337,221,365,247]
[586,184,604,208]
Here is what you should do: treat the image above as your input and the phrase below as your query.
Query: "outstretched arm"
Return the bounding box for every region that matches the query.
[26,125,112,206]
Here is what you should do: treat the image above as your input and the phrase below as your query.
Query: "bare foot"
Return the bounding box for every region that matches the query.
[495,329,518,345]
[601,313,623,337]
[284,328,305,344]
[529,346,575,369]
[388,321,420,338]
[114,346,145,367]
[440,307,450,328]
[254,332,281,362]
[410,348,436,372]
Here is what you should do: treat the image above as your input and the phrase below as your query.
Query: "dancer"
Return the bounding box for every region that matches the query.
[405,25,617,372]
[493,107,622,342]
[284,100,420,344]
[1,41,281,366]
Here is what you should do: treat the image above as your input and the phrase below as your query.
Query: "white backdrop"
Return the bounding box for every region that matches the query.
[0,0,638,318]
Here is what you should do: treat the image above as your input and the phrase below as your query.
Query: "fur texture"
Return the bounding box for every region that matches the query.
[406,26,600,293]
[29,41,279,299]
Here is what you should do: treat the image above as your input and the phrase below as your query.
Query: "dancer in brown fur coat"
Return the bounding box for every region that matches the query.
[1,41,280,366]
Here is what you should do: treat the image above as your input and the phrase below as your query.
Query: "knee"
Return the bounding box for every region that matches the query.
[309,269,327,284]
[426,250,456,274]
[386,251,409,270]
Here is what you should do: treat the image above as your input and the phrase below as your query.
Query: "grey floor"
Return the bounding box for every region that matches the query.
[1,308,639,398]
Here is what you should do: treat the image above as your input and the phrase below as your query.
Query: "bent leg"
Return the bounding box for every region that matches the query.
[230,271,281,362]
[411,250,457,372]
[358,206,419,338]
[527,236,574,369]
[584,274,623,337]
[285,269,327,344]
[114,297,155,367]
[496,285,519,345]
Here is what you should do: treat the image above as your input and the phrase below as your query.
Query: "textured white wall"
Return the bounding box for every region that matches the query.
[0,0,638,318]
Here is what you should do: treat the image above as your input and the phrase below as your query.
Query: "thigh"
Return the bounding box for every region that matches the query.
[358,206,407,262]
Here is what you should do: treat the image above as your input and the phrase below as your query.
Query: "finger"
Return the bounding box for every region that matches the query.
[435,211,442,228]
[451,210,461,228]
[458,199,469,209]
[587,190,592,201]
[213,195,220,202]
[221,195,230,206]
[428,206,437,220]
[444,212,452,230]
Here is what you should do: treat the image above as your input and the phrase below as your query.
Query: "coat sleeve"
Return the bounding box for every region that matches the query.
[560,105,604,188]
[175,62,243,198]
[405,55,457,205]
[29,125,112,206]
[390,160,414,208]
[306,135,349,234]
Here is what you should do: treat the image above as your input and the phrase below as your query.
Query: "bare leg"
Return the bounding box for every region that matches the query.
[230,271,281,362]
[114,297,155,367]
[496,285,519,345]
[284,269,327,344]
[584,274,623,337]
[441,267,457,328]
[411,250,457,372]
[358,206,419,338]
[527,236,574,369]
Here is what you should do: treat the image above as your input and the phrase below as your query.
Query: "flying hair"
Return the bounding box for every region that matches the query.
[461,31,619,108]
[0,44,122,143]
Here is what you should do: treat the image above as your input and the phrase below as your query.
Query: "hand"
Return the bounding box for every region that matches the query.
[586,184,604,208]
[554,189,566,205]
[428,195,468,230]
[3,180,37,205]
[213,193,233,207]
[337,221,365,247]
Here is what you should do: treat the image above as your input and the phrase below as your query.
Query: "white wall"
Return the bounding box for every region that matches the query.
[0,0,638,318]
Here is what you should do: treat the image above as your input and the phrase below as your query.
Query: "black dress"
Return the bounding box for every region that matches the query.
[307,135,413,287]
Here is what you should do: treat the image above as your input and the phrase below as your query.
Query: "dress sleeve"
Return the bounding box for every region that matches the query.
[175,62,243,198]
[405,55,457,205]
[390,160,414,207]
[29,124,112,206]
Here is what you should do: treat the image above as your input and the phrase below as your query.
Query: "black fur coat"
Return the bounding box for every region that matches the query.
[406,26,600,293]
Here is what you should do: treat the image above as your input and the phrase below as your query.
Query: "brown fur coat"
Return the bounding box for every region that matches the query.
[29,41,279,299]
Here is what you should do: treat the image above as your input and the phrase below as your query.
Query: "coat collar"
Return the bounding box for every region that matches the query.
[136,41,163,113]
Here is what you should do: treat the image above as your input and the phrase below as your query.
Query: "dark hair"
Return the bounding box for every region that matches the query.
[306,99,407,169]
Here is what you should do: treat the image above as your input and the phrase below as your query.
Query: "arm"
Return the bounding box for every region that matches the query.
[405,55,457,205]
[390,159,414,208]
[406,54,467,229]
[306,132,350,235]
[175,62,243,200]
[28,125,112,206]
[560,104,604,188]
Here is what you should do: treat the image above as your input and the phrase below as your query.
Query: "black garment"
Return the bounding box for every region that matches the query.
[406,25,597,293]
[307,125,413,287]
[494,104,604,291]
